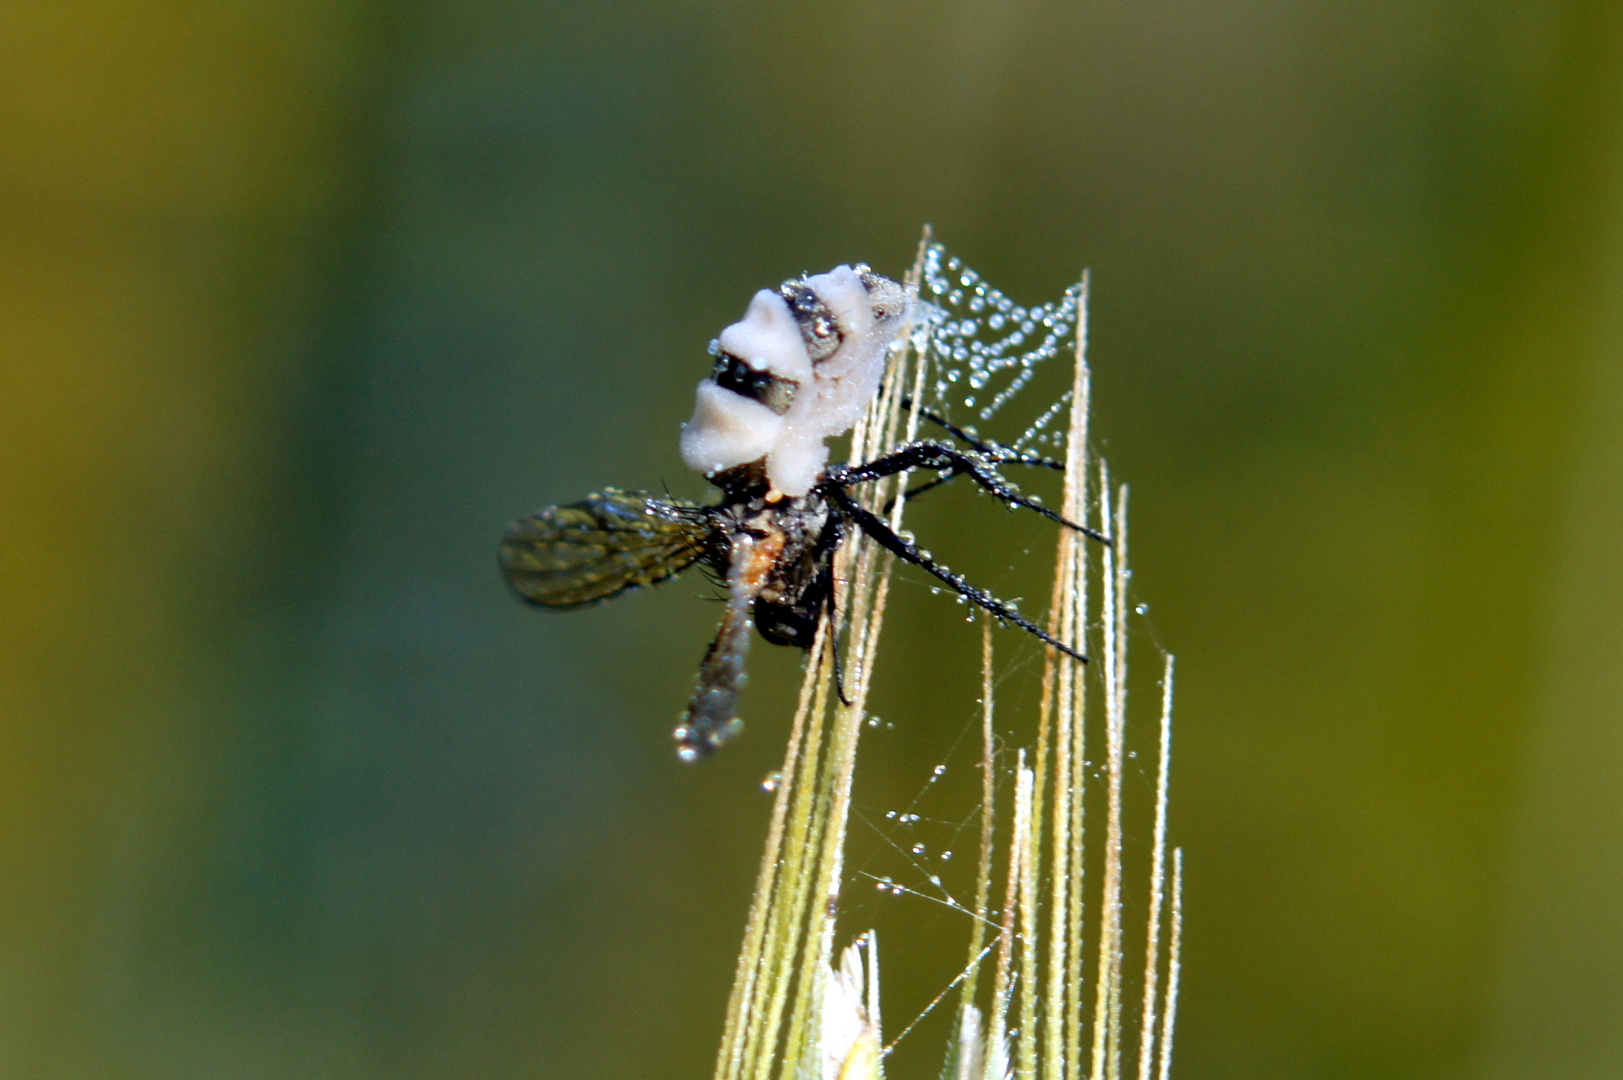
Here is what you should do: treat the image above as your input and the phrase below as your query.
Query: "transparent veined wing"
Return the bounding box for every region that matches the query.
[500,490,712,608]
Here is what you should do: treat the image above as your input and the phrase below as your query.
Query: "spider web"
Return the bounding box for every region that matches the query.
[826,245,1178,1077]
[916,243,1085,454]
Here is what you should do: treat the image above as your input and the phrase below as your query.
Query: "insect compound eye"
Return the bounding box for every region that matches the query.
[780,278,844,364]
[786,285,821,317]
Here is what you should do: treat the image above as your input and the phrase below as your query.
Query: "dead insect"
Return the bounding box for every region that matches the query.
[501,264,1105,760]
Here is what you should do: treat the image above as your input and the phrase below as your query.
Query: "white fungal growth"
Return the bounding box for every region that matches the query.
[719,288,812,382]
[680,264,913,497]
[683,382,784,469]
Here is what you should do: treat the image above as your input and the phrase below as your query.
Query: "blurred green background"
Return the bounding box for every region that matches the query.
[5,0,1623,1077]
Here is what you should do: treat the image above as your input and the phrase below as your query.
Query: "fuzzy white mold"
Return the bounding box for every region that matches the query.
[679,381,785,477]
[679,264,912,497]
[717,289,813,382]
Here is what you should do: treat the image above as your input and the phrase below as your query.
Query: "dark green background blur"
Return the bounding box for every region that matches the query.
[5,1,1623,1077]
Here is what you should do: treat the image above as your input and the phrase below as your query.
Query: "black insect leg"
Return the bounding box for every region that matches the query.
[903,401,1006,455]
[820,558,853,707]
[882,470,956,513]
[889,405,1070,513]
[827,442,1111,545]
[903,401,1068,472]
[828,488,1087,664]
[881,447,1072,515]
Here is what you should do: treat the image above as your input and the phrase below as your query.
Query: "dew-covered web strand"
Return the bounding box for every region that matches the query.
[845,710,1000,939]
[882,938,1001,1057]
[854,775,982,909]
[851,660,1021,903]
[852,804,1009,1060]
[919,244,1083,446]
[853,811,990,939]
[1117,602,1176,803]
[849,674,1046,1059]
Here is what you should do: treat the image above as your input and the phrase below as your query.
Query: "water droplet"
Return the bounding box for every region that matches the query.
[940,850,954,861]
[885,810,898,819]
[1135,603,1149,615]
[761,772,781,793]
[911,843,926,855]
[929,874,943,887]
[933,764,947,776]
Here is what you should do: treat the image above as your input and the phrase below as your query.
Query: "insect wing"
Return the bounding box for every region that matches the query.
[500,491,709,607]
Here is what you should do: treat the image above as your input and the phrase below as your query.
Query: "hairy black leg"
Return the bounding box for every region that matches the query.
[828,488,1088,664]
[881,450,1082,515]
[978,447,1068,472]
[881,471,956,514]
[821,559,853,707]
[826,441,1111,545]
[904,401,1002,455]
[903,400,1068,472]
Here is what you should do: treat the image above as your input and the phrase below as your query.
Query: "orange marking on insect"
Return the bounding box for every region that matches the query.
[735,531,787,595]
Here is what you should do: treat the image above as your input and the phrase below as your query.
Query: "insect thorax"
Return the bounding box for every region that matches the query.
[703,465,836,650]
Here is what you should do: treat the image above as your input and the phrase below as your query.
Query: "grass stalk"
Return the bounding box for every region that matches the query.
[708,240,1182,1080]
